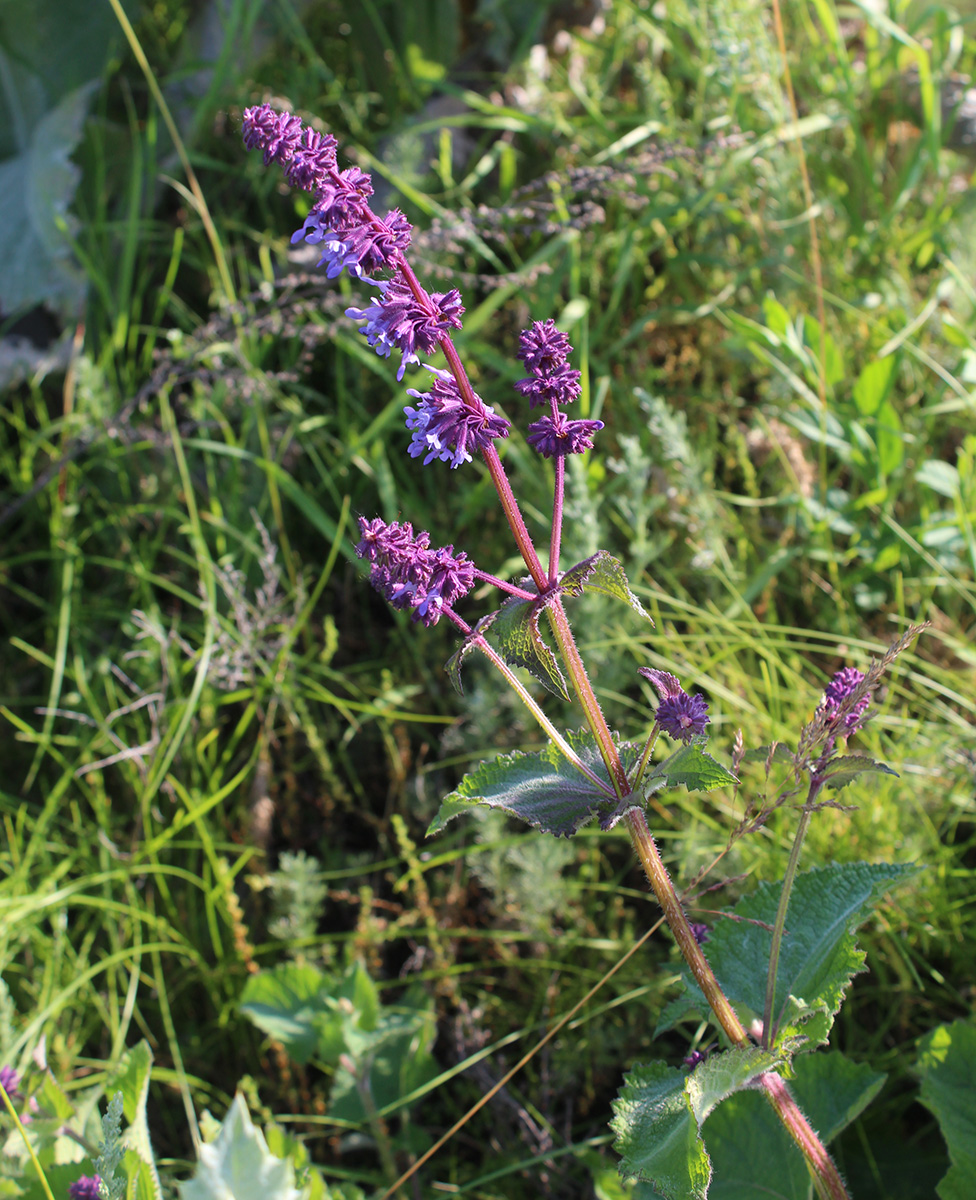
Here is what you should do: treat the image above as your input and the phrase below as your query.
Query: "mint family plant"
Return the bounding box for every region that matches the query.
[241,103,922,1200]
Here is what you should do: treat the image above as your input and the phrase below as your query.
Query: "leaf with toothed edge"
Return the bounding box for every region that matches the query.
[489,590,569,699]
[819,754,899,792]
[559,551,653,623]
[427,730,641,838]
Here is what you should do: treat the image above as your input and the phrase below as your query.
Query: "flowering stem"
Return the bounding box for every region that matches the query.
[630,723,661,792]
[480,444,549,591]
[472,570,537,601]
[762,777,822,1049]
[549,455,565,584]
[625,807,849,1200]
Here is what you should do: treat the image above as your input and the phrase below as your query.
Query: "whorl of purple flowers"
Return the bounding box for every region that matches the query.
[346,273,465,381]
[68,1177,102,1200]
[820,667,870,735]
[405,369,511,468]
[242,103,411,280]
[514,320,603,458]
[356,518,476,626]
[639,668,710,743]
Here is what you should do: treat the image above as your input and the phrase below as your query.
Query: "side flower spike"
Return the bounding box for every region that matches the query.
[639,667,710,743]
[356,517,476,626]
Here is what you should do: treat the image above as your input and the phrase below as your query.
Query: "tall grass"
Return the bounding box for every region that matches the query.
[1,0,974,1195]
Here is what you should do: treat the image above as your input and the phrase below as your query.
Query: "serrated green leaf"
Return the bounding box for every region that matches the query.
[648,742,738,793]
[490,592,569,699]
[916,1020,976,1200]
[427,730,639,838]
[560,551,653,623]
[612,1062,710,1200]
[177,1095,301,1200]
[240,963,333,1065]
[655,862,918,1048]
[702,1052,885,1199]
[820,754,899,792]
[613,1045,795,1199]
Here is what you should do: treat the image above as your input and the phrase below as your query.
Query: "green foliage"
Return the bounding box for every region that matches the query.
[657,863,919,1050]
[240,960,437,1124]
[612,1043,797,1199]
[178,1094,300,1200]
[916,1020,976,1200]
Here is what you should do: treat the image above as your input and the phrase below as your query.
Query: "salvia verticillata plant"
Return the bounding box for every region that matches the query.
[242,101,925,1200]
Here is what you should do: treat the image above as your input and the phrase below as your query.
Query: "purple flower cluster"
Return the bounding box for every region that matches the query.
[821,667,870,735]
[356,518,476,626]
[405,368,511,468]
[639,668,710,743]
[346,273,464,380]
[242,103,411,281]
[514,320,603,458]
[0,1065,20,1100]
[68,1177,102,1200]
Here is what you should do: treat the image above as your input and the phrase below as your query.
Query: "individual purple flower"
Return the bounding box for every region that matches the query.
[526,412,603,458]
[345,273,463,377]
[356,517,475,627]
[639,667,710,743]
[68,1176,101,1200]
[0,1065,20,1101]
[683,1049,708,1069]
[405,369,510,468]
[821,667,870,735]
[689,922,710,945]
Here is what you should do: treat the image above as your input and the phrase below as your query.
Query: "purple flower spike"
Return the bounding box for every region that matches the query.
[68,1177,102,1200]
[356,517,475,626]
[639,667,710,743]
[527,412,603,458]
[405,369,510,468]
[346,273,463,377]
[821,667,870,734]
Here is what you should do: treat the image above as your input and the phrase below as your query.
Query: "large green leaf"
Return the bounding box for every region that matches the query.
[178,1095,300,1200]
[656,862,918,1049]
[819,754,898,792]
[427,730,639,838]
[916,1020,976,1200]
[612,1044,795,1199]
[701,1052,885,1199]
[240,963,335,1065]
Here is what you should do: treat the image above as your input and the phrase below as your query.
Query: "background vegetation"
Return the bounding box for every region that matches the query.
[1,0,974,1196]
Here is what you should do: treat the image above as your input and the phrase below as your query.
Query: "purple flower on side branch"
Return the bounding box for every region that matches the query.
[68,1177,102,1200]
[0,1065,20,1101]
[356,518,475,626]
[821,667,870,734]
[639,668,710,743]
[527,412,604,458]
[513,319,602,457]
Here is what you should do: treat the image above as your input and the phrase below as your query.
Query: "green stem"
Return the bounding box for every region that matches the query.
[473,634,614,795]
[762,781,820,1050]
